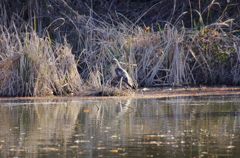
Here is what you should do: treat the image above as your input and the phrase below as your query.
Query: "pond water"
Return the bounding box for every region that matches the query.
[0,95,240,158]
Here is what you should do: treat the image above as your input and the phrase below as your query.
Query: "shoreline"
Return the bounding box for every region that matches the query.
[0,86,240,101]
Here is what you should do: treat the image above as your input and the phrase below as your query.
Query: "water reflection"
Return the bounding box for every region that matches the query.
[0,96,240,157]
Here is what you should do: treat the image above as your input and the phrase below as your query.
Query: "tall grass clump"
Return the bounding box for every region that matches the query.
[43,1,240,89]
[74,16,240,87]
[0,26,83,97]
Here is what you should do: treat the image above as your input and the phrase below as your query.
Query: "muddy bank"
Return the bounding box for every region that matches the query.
[0,86,240,101]
[135,86,240,99]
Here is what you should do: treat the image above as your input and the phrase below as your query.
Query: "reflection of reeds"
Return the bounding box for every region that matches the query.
[34,100,82,145]
[0,98,239,157]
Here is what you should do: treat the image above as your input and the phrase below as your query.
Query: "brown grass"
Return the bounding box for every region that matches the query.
[0,28,83,96]
[0,1,240,97]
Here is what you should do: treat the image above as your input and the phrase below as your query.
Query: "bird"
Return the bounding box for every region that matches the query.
[110,58,135,89]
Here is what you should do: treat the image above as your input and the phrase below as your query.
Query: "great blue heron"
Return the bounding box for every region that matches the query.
[110,58,135,89]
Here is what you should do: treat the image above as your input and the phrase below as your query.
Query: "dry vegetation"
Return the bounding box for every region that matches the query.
[0,0,240,97]
[0,29,83,96]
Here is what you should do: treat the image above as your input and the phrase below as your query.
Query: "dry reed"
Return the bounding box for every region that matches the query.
[0,0,240,97]
[0,27,83,97]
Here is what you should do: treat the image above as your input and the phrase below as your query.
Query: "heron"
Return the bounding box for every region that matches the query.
[110,58,135,89]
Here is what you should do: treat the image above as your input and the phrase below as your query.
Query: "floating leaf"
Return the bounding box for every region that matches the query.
[74,140,90,143]
[84,109,90,113]
[42,147,59,151]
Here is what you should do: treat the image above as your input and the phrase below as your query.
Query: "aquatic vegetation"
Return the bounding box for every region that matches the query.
[0,29,83,96]
[0,1,239,96]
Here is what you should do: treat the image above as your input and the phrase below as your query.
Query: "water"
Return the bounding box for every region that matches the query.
[0,95,240,157]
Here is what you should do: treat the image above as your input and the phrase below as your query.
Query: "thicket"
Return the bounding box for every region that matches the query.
[0,0,240,96]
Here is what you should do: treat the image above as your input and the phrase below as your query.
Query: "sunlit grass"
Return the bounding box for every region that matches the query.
[0,27,83,96]
[0,1,240,97]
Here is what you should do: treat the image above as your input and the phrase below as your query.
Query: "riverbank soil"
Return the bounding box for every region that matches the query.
[0,86,239,100]
[135,86,240,99]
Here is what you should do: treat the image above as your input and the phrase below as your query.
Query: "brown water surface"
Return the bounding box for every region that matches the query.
[0,95,240,157]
